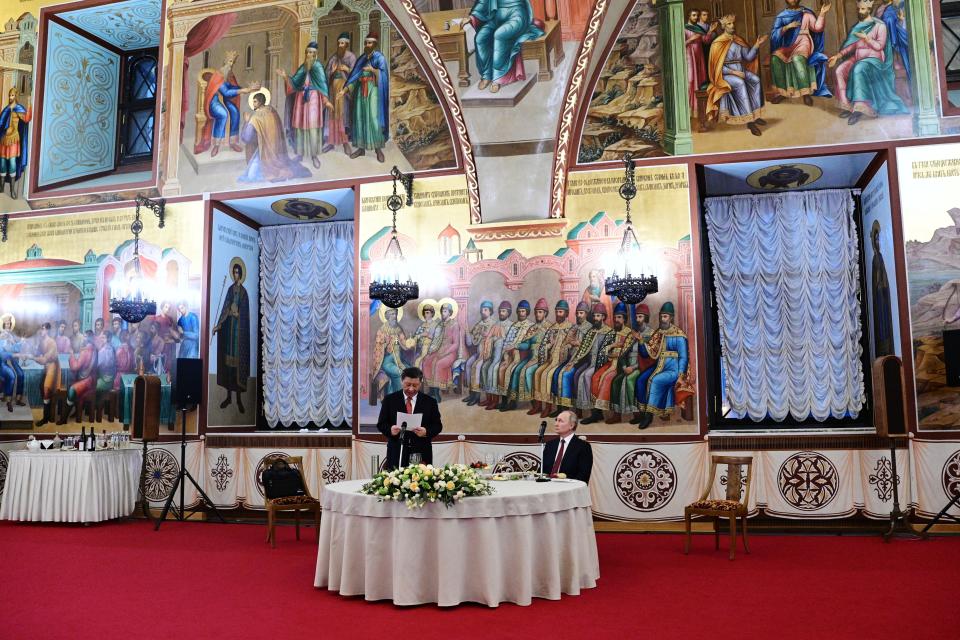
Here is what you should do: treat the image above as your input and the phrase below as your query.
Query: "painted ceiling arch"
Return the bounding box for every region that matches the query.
[396,0,602,224]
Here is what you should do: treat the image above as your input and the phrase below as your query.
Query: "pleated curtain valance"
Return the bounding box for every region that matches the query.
[259,222,354,428]
[704,189,865,422]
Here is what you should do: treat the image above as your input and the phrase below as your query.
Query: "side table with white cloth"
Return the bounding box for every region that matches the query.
[315,479,600,607]
[0,449,143,523]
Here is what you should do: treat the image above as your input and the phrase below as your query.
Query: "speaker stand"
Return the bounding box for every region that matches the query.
[155,407,226,530]
[883,436,925,542]
[920,490,960,536]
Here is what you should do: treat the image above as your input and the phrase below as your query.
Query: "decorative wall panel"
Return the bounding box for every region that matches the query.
[38,23,119,187]
[58,0,162,51]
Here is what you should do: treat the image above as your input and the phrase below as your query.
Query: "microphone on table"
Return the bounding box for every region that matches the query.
[536,421,551,482]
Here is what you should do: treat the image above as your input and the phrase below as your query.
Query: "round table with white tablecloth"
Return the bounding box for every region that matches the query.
[314,479,599,607]
[0,449,142,523]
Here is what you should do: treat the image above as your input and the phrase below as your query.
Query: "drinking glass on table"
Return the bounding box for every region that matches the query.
[409,453,422,466]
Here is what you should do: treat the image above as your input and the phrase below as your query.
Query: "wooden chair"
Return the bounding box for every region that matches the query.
[51,388,68,424]
[684,455,753,560]
[258,455,322,548]
[96,390,118,423]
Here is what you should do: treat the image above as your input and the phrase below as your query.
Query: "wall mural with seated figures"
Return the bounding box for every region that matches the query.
[357,168,696,435]
[574,0,951,163]
[0,204,204,434]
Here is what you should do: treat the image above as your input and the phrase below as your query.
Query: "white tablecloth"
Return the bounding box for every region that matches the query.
[0,449,142,523]
[314,479,600,607]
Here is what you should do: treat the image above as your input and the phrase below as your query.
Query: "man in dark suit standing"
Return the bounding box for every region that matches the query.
[542,409,593,483]
[377,366,443,469]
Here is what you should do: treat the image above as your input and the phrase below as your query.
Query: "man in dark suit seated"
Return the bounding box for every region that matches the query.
[541,409,593,483]
[377,366,444,469]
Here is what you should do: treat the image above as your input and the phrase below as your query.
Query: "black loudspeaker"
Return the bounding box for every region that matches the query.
[872,355,908,437]
[132,375,161,441]
[175,358,203,408]
[943,330,960,388]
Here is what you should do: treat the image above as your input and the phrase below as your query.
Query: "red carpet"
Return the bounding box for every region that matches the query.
[1,520,957,639]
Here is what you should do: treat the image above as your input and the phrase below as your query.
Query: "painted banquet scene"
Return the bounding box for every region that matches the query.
[1,0,959,638]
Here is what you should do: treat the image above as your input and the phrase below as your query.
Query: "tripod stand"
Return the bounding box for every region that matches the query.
[882,435,924,541]
[155,406,225,530]
[920,489,960,535]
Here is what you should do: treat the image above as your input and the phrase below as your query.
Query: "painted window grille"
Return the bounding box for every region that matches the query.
[118,50,158,165]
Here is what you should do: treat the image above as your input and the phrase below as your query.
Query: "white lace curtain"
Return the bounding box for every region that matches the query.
[259,222,354,427]
[704,189,865,422]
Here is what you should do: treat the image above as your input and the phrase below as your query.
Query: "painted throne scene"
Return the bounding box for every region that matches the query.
[174,2,456,196]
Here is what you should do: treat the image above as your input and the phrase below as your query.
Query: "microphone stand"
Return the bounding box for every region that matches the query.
[398,421,408,469]
[537,420,548,480]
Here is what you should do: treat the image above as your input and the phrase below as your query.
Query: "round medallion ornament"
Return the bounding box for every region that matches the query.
[270,197,337,221]
[778,452,838,510]
[941,449,960,500]
[255,452,291,498]
[143,449,179,502]
[497,452,542,474]
[747,163,823,190]
[613,448,677,512]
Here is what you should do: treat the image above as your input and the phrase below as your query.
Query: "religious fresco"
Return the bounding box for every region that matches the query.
[0,11,37,214]
[412,0,590,220]
[578,0,944,161]
[357,168,697,435]
[0,203,204,433]
[1,0,458,211]
[207,210,259,428]
[860,162,901,363]
[168,1,455,198]
[897,143,960,430]
[579,0,664,162]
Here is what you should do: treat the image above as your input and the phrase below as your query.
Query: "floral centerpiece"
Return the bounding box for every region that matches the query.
[360,463,494,509]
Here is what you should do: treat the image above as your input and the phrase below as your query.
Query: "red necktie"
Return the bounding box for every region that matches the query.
[405,395,413,415]
[551,439,566,475]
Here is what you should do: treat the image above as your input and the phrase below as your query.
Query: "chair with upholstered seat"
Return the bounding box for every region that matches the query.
[684,455,753,560]
[257,455,322,548]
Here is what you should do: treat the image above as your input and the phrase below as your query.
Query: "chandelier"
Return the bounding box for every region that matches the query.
[109,195,165,324]
[369,166,419,309]
[604,154,658,305]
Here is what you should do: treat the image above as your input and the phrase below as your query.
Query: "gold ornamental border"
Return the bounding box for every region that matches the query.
[398,0,483,225]
[549,0,609,219]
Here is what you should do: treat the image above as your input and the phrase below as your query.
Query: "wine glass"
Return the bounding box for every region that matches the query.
[483,453,495,470]
[409,453,422,466]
